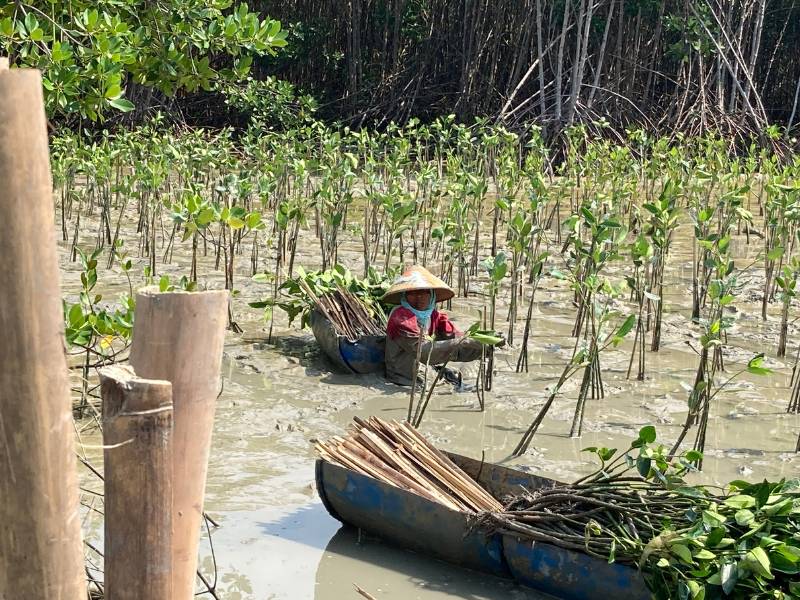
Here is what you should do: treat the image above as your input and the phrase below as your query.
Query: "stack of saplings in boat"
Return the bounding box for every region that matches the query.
[298,278,385,340]
[315,416,502,512]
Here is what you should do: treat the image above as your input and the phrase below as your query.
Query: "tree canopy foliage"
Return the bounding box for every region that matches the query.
[0,1,287,122]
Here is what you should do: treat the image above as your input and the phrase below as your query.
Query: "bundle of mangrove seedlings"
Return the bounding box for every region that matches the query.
[303,283,385,340]
[484,426,800,599]
[253,265,390,340]
[315,416,502,513]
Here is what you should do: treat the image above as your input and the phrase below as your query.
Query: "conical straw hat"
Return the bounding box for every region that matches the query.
[382,265,455,305]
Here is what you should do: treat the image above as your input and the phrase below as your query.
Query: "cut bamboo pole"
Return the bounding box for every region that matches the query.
[100,365,174,600]
[129,287,228,600]
[0,62,87,599]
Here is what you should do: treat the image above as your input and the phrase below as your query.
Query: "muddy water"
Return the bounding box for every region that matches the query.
[62,211,800,599]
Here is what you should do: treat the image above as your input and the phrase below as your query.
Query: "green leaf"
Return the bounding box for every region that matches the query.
[747,353,772,376]
[734,509,755,526]
[615,314,636,339]
[686,580,705,600]
[724,494,756,509]
[597,447,616,462]
[469,332,503,346]
[742,546,773,580]
[705,527,726,548]
[720,562,738,595]
[639,425,657,444]
[228,217,245,229]
[108,98,135,112]
[68,303,83,327]
[702,510,726,529]
[767,246,784,261]
[671,543,694,564]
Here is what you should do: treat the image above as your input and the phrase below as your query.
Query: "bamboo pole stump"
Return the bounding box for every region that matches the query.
[0,62,87,599]
[129,287,228,600]
[100,365,174,600]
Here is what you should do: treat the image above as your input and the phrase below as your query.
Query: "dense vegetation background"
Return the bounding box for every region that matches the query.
[2,0,800,141]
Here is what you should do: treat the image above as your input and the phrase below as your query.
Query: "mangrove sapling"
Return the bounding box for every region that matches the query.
[499,427,705,563]
[513,217,633,450]
[626,235,654,381]
[642,180,682,351]
[776,255,800,358]
[687,170,719,321]
[491,130,523,257]
[512,348,590,457]
[670,227,765,465]
[569,296,635,438]
[411,324,503,428]
[481,252,508,390]
[64,247,135,417]
[516,187,551,373]
[567,202,629,397]
[760,179,798,319]
[516,250,549,374]
[379,192,415,272]
[506,212,533,346]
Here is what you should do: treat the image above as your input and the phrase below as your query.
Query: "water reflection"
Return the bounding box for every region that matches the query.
[204,502,546,599]
[316,526,548,600]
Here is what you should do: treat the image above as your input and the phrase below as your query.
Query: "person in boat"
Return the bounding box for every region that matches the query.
[382,265,484,387]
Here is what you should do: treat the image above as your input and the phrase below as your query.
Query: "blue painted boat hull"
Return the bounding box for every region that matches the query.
[316,451,651,600]
[503,535,650,600]
[309,309,385,374]
[315,458,509,577]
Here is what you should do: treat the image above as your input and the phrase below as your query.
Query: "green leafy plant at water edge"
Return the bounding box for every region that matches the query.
[64,247,134,416]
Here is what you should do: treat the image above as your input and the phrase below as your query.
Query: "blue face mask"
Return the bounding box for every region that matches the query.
[401,291,436,331]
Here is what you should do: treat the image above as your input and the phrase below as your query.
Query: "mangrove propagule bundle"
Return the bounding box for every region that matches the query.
[315,416,502,513]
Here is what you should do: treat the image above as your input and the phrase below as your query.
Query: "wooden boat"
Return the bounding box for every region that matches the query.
[309,309,386,374]
[316,451,650,600]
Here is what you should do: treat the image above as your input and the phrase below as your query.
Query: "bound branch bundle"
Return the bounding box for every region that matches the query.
[315,416,502,513]
[298,278,385,340]
[481,478,698,566]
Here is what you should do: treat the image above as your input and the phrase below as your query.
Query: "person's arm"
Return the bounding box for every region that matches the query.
[431,310,461,340]
[393,332,481,364]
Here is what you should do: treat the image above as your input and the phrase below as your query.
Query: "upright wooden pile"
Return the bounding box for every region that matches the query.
[315,417,502,513]
[0,57,87,600]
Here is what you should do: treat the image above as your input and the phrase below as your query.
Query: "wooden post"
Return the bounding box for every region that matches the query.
[0,61,87,599]
[129,287,228,599]
[100,365,174,600]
